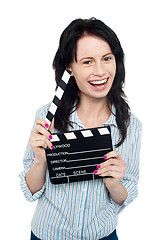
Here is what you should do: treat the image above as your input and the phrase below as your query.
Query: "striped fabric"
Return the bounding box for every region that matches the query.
[19,103,142,240]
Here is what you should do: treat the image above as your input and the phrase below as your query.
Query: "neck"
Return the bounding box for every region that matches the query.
[77,96,111,128]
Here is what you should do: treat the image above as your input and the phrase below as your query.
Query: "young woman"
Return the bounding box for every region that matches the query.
[19,18,142,240]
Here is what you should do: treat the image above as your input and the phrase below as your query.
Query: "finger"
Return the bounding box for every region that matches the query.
[40,135,53,150]
[96,164,125,177]
[99,165,125,175]
[35,118,51,135]
[49,117,54,134]
[31,136,53,150]
[35,123,52,140]
[30,130,53,151]
[31,131,48,141]
[102,170,124,179]
[98,158,122,170]
[96,165,119,175]
[95,160,126,176]
[104,150,121,160]
[35,139,48,149]
[36,118,49,128]
[103,165,122,172]
[30,134,53,149]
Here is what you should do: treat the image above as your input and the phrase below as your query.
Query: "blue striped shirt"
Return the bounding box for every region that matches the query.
[19,103,142,240]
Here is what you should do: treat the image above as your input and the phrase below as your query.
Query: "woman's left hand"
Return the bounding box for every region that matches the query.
[94,151,126,188]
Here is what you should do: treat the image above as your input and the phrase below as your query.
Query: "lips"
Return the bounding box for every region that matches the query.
[88,78,109,89]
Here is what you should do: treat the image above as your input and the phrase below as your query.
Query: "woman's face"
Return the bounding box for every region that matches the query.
[69,35,116,101]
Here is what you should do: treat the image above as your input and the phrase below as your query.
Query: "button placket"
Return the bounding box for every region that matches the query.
[77,183,88,229]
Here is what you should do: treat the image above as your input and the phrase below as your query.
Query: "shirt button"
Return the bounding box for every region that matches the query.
[83,188,86,191]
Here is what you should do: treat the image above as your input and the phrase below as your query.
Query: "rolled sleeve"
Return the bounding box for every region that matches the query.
[19,108,47,202]
[19,168,46,202]
[110,120,142,214]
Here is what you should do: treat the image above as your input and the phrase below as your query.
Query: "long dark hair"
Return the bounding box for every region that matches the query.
[52,17,130,147]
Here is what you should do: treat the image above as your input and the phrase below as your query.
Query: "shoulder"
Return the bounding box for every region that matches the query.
[35,103,51,119]
[128,113,142,136]
[130,113,142,129]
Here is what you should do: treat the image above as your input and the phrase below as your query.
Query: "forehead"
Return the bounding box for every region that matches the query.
[76,35,112,60]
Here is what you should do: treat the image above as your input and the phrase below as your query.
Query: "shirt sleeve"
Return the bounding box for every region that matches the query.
[19,108,46,202]
[110,119,142,214]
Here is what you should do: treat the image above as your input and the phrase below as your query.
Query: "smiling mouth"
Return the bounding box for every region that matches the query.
[88,78,109,87]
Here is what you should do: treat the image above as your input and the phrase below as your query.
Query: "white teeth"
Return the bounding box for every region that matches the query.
[89,79,108,85]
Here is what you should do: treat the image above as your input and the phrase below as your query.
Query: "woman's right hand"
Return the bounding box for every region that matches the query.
[30,118,54,164]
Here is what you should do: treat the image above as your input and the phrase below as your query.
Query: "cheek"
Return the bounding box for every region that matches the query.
[113,65,117,77]
[108,64,116,82]
[113,61,117,76]
[75,77,86,91]
[73,69,89,86]
[107,64,116,87]
[110,61,116,76]
[73,74,84,90]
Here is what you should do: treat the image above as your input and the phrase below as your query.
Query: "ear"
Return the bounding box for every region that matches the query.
[66,67,73,76]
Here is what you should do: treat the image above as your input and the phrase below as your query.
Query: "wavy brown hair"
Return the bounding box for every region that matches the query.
[52,18,130,147]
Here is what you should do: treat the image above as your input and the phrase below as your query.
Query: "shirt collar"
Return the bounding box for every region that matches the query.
[70,104,117,128]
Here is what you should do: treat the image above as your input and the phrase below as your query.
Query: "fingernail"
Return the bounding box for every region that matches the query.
[49,135,52,140]
[45,123,49,128]
[94,170,98,174]
[97,165,101,169]
[51,146,54,150]
[104,155,107,160]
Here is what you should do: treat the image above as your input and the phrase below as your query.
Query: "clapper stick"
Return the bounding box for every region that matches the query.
[45,69,71,129]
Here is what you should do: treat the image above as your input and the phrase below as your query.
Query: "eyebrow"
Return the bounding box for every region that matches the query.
[79,52,113,62]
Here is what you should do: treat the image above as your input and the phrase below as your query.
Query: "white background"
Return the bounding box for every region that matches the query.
[0,0,159,239]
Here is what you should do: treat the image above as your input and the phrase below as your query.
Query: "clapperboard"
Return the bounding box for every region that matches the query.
[45,70,113,184]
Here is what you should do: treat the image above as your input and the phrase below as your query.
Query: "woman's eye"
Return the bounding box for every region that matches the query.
[104,57,111,62]
[83,61,91,65]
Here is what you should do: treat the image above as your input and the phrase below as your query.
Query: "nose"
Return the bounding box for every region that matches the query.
[93,62,105,77]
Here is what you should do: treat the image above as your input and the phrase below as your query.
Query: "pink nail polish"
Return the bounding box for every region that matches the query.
[49,135,52,139]
[45,123,49,128]
[97,165,101,169]
[51,146,54,149]
[104,155,107,160]
[94,170,98,174]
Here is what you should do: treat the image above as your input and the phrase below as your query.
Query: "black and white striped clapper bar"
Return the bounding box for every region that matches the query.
[45,69,113,184]
[45,69,71,128]
[46,126,113,184]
